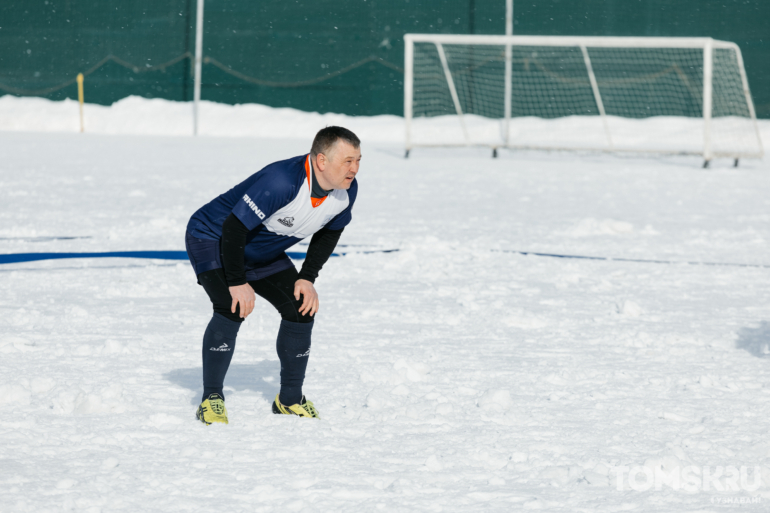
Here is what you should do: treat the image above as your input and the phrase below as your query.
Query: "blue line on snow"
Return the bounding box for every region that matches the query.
[0,249,400,265]
[498,250,769,269]
[0,251,307,264]
[0,248,761,268]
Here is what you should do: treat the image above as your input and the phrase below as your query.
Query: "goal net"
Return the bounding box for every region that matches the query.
[404,35,763,162]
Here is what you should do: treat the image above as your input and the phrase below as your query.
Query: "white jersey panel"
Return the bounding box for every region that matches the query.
[263,183,350,239]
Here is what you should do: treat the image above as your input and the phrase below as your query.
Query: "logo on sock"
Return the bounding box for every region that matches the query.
[210,343,231,352]
[296,348,310,357]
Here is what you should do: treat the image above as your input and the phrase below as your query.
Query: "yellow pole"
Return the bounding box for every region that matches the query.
[76,73,84,133]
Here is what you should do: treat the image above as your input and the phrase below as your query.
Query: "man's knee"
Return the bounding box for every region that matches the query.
[213,305,244,323]
[198,269,245,324]
[278,300,315,324]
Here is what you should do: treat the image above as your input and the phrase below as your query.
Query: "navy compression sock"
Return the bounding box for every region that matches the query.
[202,313,241,401]
[276,319,314,406]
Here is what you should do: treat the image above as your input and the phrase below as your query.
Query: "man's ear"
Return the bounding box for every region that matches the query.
[316,153,327,172]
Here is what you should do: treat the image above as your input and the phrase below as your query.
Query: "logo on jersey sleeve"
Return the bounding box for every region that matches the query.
[277,217,294,227]
[242,194,266,220]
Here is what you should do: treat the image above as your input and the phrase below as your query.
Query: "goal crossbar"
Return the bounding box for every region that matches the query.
[406,34,741,50]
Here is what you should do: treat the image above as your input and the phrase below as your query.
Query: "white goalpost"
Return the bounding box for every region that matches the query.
[404,34,763,166]
[193,0,204,136]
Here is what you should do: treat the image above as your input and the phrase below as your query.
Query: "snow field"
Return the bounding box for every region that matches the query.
[1,100,770,511]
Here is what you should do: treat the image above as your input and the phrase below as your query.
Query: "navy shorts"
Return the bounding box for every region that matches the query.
[185,231,295,283]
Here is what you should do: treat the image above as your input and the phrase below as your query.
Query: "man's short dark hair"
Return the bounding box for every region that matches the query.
[310,126,360,158]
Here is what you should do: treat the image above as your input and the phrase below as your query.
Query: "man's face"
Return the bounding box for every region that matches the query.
[318,140,361,190]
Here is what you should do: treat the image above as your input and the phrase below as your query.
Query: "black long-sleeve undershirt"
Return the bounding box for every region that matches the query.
[221,213,250,286]
[221,213,343,286]
[297,226,343,283]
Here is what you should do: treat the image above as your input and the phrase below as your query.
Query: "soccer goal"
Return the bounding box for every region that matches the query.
[404,34,763,165]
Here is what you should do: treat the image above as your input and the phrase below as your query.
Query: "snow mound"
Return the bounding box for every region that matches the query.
[478,389,513,411]
[0,95,405,142]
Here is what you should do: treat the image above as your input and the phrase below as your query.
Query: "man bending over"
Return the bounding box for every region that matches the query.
[185,126,361,424]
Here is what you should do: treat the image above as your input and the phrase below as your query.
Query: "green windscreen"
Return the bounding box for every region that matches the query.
[1,0,767,117]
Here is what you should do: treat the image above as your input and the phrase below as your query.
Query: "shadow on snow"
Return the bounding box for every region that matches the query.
[736,321,770,358]
[163,362,280,405]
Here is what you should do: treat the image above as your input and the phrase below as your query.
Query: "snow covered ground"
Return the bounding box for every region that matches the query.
[1,97,770,511]
[2,94,766,159]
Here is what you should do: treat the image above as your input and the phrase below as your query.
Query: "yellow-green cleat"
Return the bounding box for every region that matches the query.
[272,394,319,418]
[196,393,228,425]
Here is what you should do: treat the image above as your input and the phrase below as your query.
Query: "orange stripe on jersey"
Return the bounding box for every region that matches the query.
[305,155,328,208]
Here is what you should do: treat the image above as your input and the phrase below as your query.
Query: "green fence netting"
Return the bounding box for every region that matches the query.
[0,0,768,117]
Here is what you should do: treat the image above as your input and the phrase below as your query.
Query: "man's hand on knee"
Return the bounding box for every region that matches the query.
[294,279,319,317]
[229,283,255,319]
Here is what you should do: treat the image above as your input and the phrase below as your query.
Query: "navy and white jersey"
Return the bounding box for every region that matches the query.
[187,154,357,279]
